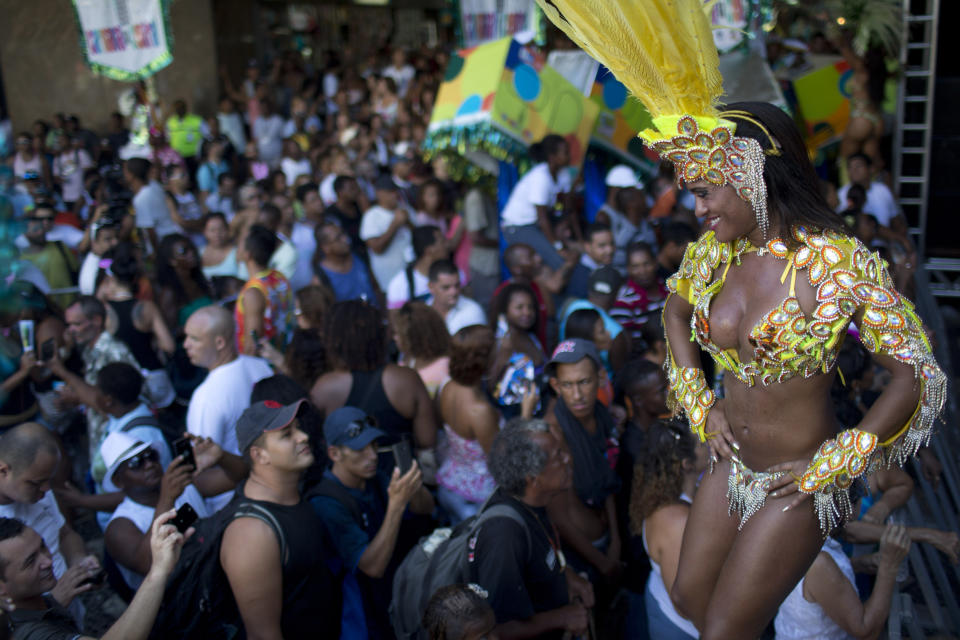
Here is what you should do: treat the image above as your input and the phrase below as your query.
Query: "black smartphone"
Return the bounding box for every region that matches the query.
[391,440,413,475]
[170,503,199,534]
[173,437,196,471]
[40,338,55,361]
[80,569,106,587]
[251,329,259,344]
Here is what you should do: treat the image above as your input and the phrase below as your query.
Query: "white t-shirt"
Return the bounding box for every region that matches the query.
[108,485,211,590]
[500,163,572,227]
[270,236,298,281]
[360,205,412,291]
[187,355,273,455]
[187,355,272,512]
[289,221,317,292]
[837,181,898,227]
[281,157,312,187]
[133,181,181,239]
[79,252,101,295]
[386,268,429,309]
[439,295,487,335]
[0,490,67,578]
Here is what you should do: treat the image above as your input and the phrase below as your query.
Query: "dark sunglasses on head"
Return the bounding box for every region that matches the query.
[124,448,160,470]
[345,415,378,439]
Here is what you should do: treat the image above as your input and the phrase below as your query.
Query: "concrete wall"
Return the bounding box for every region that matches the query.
[0,0,218,134]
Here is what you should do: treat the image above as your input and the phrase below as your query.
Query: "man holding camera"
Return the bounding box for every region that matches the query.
[101,431,244,592]
[0,510,190,640]
[310,407,434,639]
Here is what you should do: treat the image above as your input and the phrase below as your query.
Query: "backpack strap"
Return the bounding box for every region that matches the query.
[471,502,531,559]
[232,502,289,567]
[120,415,161,432]
[305,477,365,528]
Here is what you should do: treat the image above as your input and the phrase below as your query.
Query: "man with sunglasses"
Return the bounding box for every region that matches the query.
[311,406,434,639]
[101,431,239,592]
[18,201,79,309]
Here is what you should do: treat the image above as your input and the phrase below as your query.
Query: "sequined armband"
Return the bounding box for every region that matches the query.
[799,429,878,531]
[666,364,715,442]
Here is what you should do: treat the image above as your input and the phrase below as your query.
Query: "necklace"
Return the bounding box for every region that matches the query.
[516,500,566,572]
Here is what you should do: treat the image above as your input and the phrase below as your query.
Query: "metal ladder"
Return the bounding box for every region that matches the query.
[893,0,960,297]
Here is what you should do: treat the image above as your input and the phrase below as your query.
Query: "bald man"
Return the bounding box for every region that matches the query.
[0,423,102,608]
[184,306,272,511]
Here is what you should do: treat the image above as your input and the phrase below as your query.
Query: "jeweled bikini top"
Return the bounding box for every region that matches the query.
[668,226,936,390]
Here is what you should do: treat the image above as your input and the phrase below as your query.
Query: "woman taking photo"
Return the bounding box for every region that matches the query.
[488,282,545,420]
[536,2,946,637]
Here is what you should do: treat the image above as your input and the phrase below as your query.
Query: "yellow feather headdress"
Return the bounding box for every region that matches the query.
[536,0,773,236]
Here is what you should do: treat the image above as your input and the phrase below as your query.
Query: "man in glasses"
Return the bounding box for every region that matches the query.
[18,201,79,309]
[311,406,434,639]
[101,431,237,592]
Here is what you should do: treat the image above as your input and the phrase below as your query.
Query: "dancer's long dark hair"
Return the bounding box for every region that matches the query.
[723,101,847,247]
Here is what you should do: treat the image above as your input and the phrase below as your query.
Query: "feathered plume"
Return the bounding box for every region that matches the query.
[535,0,724,120]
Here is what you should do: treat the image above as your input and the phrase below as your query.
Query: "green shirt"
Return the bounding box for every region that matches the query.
[166,113,203,157]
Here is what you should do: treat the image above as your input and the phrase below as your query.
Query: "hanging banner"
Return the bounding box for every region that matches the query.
[460,0,541,48]
[71,0,174,81]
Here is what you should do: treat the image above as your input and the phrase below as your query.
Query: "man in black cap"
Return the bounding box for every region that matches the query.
[543,339,623,585]
[220,400,342,639]
[360,175,413,291]
[310,406,433,639]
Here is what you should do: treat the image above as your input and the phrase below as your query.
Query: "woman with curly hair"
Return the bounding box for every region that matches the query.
[629,421,708,640]
[436,325,519,523]
[309,300,438,469]
[394,301,450,399]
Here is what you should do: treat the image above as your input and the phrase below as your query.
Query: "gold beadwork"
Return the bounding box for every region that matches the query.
[667,225,947,475]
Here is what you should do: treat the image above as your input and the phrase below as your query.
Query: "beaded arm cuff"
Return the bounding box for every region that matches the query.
[799,429,879,531]
[665,362,716,443]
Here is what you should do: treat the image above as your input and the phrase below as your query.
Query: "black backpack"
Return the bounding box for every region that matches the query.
[149,496,288,639]
[388,500,530,639]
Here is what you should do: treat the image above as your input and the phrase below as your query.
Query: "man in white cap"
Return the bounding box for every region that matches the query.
[594,165,657,272]
[101,431,242,591]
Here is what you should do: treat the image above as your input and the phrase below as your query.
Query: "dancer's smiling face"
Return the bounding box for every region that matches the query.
[688,181,760,244]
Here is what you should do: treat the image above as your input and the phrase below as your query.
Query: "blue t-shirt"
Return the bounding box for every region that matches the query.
[310,470,392,639]
[318,255,378,304]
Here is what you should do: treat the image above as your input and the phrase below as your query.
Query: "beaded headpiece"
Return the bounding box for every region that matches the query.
[535,0,778,237]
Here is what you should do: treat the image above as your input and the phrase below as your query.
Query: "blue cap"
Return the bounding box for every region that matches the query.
[323,407,386,450]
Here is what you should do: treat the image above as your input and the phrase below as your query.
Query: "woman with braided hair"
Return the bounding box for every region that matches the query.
[422,583,497,640]
[535,2,946,637]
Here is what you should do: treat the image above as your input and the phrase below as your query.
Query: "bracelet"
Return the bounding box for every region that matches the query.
[799,428,878,495]
[667,365,715,442]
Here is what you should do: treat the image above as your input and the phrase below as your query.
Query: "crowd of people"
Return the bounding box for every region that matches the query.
[0,27,955,640]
